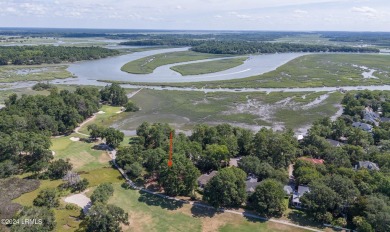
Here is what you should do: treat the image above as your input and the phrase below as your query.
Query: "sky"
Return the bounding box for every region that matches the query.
[0,0,389,31]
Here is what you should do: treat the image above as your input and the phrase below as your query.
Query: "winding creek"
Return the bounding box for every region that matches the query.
[2,47,390,93]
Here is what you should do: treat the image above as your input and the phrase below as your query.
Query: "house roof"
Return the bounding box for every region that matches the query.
[381,117,390,122]
[229,157,241,167]
[284,185,293,195]
[245,177,260,193]
[197,171,218,186]
[358,161,380,171]
[292,186,310,204]
[352,122,373,131]
[326,139,344,147]
[299,157,325,165]
[363,107,380,125]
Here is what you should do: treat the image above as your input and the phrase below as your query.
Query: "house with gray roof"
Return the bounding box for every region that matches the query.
[363,107,380,126]
[245,176,260,194]
[292,186,310,208]
[355,161,380,171]
[197,171,218,189]
[352,122,373,132]
[326,139,344,147]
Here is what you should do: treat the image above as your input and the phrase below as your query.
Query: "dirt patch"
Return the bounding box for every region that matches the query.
[52,151,56,156]
[267,221,306,232]
[201,216,227,232]
[97,111,106,114]
[98,152,111,164]
[126,211,154,232]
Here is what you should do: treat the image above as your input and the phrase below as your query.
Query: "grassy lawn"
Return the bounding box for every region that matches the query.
[114,89,342,133]
[0,64,73,83]
[110,54,390,88]
[120,51,231,74]
[110,183,309,232]
[51,135,111,171]
[12,179,63,206]
[78,104,124,135]
[170,57,247,76]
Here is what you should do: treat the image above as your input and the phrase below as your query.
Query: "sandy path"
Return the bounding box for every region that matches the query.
[127,88,143,98]
[74,114,97,137]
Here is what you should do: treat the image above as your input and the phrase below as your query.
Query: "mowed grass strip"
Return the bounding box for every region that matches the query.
[170,57,247,76]
[120,51,231,74]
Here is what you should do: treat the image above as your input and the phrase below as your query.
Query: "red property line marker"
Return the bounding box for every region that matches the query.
[168,131,173,167]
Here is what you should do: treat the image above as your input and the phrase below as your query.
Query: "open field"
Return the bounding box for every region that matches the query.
[110,183,309,232]
[120,51,230,74]
[170,57,247,76]
[112,89,343,134]
[0,64,73,83]
[51,135,111,171]
[108,54,390,88]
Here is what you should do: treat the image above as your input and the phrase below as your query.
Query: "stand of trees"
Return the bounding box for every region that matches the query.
[191,41,379,55]
[0,46,119,65]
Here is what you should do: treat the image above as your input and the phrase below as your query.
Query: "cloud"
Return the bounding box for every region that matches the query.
[228,11,268,21]
[351,6,377,17]
[294,9,308,14]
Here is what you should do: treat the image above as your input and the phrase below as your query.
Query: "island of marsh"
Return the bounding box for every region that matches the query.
[170,57,247,76]
[120,51,231,74]
[0,64,73,83]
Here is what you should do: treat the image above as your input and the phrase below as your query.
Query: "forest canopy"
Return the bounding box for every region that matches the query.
[0,45,119,65]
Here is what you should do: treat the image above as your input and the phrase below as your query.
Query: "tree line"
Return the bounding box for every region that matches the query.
[0,45,119,65]
[190,41,380,55]
[0,83,133,178]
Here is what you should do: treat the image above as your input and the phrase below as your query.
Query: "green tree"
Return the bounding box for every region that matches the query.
[125,162,143,178]
[47,159,72,179]
[300,182,340,222]
[87,124,105,140]
[142,148,165,172]
[124,101,139,112]
[198,144,229,171]
[203,167,247,208]
[158,154,200,196]
[103,128,124,148]
[85,203,129,232]
[249,179,286,216]
[100,83,128,106]
[90,183,114,204]
[11,206,56,232]
[33,188,59,208]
